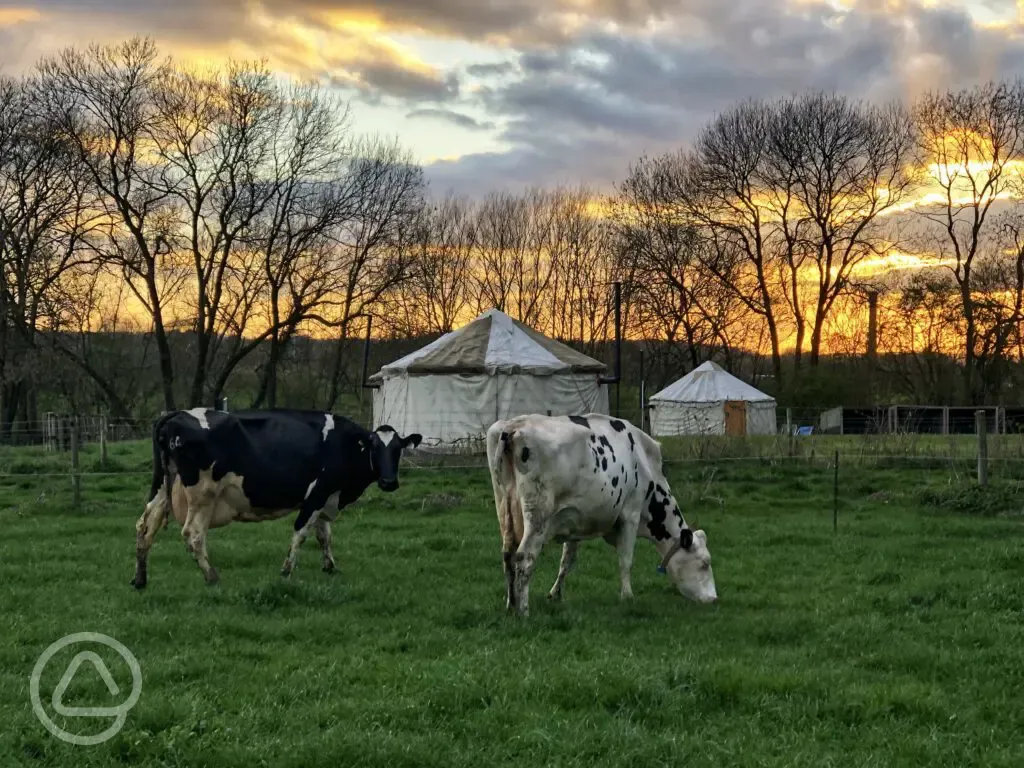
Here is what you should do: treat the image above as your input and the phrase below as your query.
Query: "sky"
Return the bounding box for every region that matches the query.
[0,0,1022,198]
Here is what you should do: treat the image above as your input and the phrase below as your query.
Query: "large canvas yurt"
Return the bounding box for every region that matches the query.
[369,309,610,450]
[648,361,777,437]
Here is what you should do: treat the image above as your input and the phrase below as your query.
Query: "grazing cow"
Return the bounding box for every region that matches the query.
[131,407,421,589]
[486,412,717,616]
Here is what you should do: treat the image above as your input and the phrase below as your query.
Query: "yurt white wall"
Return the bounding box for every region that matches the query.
[649,400,776,436]
[369,309,611,451]
[745,401,777,435]
[373,373,609,447]
[647,361,777,437]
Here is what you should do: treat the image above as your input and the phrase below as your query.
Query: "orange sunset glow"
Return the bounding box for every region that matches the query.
[1,0,1022,424]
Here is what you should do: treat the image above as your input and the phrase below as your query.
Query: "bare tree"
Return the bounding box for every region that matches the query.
[472,191,529,316]
[544,185,615,351]
[877,270,964,402]
[676,102,788,387]
[913,80,1024,402]
[472,188,557,326]
[214,80,355,408]
[0,75,104,428]
[38,38,183,410]
[768,92,918,366]
[385,193,476,337]
[612,155,742,372]
[147,61,285,406]
[967,215,1024,393]
[320,137,426,409]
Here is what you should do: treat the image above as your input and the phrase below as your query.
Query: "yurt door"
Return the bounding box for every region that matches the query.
[724,401,747,436]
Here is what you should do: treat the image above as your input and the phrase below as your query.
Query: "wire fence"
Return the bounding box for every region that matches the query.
[2,439,1023,516]
[0,403,1021,449]
[2,406,1023,514]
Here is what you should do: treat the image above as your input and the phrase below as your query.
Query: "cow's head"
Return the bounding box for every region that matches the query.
[368,425,422,492]
[663,528,717,604]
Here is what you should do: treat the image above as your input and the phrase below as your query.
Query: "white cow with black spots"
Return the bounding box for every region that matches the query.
[486,412,717,616]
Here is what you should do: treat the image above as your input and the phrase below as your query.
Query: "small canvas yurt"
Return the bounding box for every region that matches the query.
[648,361,776,437]
[370,309,609,449]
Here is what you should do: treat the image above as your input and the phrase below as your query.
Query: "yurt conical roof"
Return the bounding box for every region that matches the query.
[369,309,607,380]
[649,361,774,403]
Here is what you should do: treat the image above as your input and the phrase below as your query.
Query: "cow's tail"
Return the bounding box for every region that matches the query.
[487,423,522,550]
[148,412,176,524]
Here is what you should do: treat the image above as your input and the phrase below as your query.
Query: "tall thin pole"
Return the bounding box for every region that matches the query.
[976,409,989,488]
[833,450,839,533]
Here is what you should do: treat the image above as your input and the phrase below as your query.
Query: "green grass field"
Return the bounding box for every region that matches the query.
[2,440,1024,767]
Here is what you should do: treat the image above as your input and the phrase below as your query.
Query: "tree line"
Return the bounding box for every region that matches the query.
[2,37,1023,431]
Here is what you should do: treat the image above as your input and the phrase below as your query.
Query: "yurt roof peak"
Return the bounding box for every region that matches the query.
[649,360,774,403]
[369,309,607,379]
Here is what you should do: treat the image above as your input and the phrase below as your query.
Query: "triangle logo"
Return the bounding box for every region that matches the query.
[51,651,123,717]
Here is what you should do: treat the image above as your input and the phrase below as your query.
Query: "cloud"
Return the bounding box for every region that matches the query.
[6,0,1024,197]
[0,0,463,105]
[424,0,1024,195]
[406,108,495,131]
[14,0,683,47]
[464,61,517,78]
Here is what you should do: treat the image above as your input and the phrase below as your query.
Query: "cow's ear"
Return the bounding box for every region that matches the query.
[403,433,422,449]
[680,528,694,551]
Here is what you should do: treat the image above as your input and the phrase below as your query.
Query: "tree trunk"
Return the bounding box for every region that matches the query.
[765,313,784,394]
[189,330,211,408]
[809,313,825,367]
[325,323,351,411]
[148,287,176,411]
[266,332,281,409]
[961,277,977,405]
[251,328,287,409]
[49,344,132,418]
[1,380,25,437]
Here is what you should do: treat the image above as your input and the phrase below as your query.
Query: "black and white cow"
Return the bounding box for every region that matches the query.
[487,412,717,616]
[131,407,421,588]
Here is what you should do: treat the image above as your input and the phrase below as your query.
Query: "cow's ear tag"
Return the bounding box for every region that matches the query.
[656,564,666,575]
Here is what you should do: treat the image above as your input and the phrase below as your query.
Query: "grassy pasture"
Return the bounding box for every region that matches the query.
[1,440,1024,767]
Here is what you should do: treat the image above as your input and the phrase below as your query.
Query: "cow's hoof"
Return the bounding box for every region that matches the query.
[204,569,220,586]
[322,563,337,575]
[547,591,562,602]
[130,578,146,590]
[280,566,293,578]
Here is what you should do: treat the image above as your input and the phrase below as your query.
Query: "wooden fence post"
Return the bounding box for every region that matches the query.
[99,415,108,468]
[57,416,65,453]
[71,419,81,509]
[976,409,988,489]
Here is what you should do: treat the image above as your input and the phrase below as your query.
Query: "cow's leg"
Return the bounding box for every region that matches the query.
[513,523,547,617]
[281,507,322,577]
[548,541,579,602]
[314,517,337,574]
[502,549,516,613]
[131,490,169,590]
[183,503,219,585]
[497,494,522,613]
[180,503,197,548]
[611,521,639,600]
